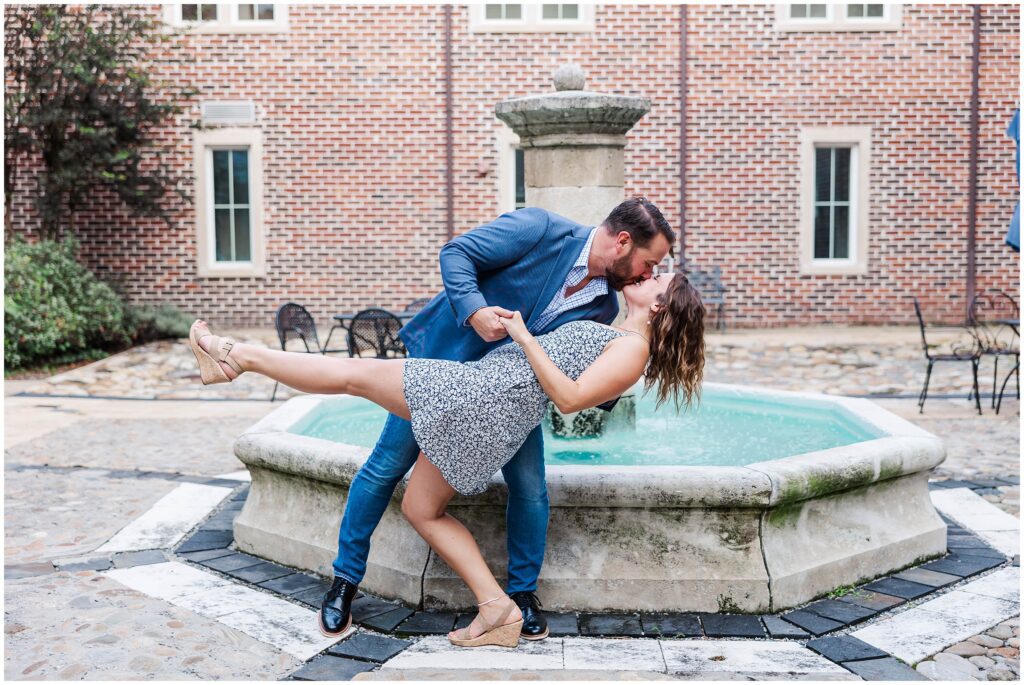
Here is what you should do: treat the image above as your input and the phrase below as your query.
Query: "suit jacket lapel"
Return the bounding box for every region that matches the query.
[526,233,587,331]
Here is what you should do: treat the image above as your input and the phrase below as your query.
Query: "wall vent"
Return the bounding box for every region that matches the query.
[201,101,256,125]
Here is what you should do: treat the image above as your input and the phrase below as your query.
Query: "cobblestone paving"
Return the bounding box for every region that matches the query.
[4,571,300,680]
[4,325,1018,680]
[4,468,177,566]
[915,617,1020,681]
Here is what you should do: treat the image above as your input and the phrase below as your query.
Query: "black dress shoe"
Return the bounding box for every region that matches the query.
[318,577,358,637]
[509,591,549,640]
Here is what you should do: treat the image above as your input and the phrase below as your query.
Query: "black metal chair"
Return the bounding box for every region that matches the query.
[914,297,983,414]
[681,260,727,331]
[970,290,1019,413]
[403,297,432,315]
[348,308,407,359]
[271,302,345,401]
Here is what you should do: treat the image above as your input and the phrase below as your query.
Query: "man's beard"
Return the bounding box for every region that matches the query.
[604,248,637,291]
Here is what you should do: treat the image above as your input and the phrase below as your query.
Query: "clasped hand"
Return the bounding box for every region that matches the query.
[467,306,532,345]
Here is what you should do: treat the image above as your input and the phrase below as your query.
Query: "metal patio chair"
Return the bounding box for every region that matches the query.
[913,297,983,414]
[681,259,727,331]
[271,302,345,402]
[969,290,1019,413]
[348,308,407,359]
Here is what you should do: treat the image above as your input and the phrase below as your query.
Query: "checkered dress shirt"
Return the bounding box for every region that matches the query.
[529,227,608,333]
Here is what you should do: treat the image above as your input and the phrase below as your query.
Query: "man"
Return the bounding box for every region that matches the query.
[321,197,674,639]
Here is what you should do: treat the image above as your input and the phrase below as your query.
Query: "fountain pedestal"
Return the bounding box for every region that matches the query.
[495,64,649,227]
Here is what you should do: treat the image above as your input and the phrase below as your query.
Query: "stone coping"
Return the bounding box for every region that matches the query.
[233,383,945,509]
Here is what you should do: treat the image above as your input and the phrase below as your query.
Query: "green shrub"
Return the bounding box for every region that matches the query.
[128,303,193,344]
[4,237,133,369]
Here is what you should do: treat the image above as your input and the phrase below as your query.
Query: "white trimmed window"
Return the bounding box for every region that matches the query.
[163,3,288,33]
[496,125,526,213]
[470,3,594,33]
[776,4,901,31]
[193,128,265,277]
[799,127,871,275]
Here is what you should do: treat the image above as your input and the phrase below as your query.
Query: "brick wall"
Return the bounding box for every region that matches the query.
[7,4,1019,328]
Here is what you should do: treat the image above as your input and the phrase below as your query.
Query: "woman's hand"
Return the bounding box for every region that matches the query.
[498,311,534,346]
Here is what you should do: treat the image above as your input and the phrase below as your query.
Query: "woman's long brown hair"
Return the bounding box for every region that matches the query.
[644,273,706,411]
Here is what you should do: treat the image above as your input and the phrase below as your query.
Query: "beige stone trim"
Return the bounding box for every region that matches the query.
[774,3,902,32]
[193,127,266,278]
[496,124,522,214]
[468,3,595,33]
[798,126,872,276]
[161,3,290,34]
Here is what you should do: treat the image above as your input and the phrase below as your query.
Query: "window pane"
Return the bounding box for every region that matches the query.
[232,150,249,204]
[258,4,274,20]
[833,206,850,259]
[213,150,230,205]
[215,208,233,261]
[809,4,827,18]
[834,148,851,202]
[815,148,832,202]
[866,4,884,17]
[506,4,522,19]
[181,4,198,21]
[562,4,578,19]
[234,209,251,261]
[485,4,502,19]
[542,4,558,19]
[238,4,254,20]
[514,148,526,208]
[847,4,865,17]
[201,4,217,20]
[790,4,807,18]
[814,206,831,259]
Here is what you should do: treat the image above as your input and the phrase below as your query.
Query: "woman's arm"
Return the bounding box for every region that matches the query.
[500,313,648,414]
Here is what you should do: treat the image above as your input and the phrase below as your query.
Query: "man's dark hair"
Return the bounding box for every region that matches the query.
[601,197,676,255]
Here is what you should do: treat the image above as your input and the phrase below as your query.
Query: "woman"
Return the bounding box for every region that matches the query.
[188,272,705,648]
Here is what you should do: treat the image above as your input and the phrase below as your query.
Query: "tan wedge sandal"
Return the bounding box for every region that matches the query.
[188,320,244,385]
[448,595,523,648]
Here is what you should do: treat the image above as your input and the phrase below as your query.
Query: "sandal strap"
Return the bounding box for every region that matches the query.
[214,337,243,375]
[476,598,516,633]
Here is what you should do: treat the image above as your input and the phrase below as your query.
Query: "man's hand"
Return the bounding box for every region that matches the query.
[498,311,534,347]
[468,306,515,342]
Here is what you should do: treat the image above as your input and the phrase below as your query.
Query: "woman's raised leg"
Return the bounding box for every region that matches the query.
[401,453,522,641]
[192,321,411,420]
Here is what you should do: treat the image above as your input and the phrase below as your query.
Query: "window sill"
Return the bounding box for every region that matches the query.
[197,264,266,278]
[799,260,869,276]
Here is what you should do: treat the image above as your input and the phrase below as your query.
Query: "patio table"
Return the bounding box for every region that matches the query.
[332,311,417,330]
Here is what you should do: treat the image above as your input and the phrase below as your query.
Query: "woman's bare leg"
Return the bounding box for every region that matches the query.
[194,321,411,420]
[401,453,522,639]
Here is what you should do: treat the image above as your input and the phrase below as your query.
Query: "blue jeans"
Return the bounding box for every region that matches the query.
[332,412,549,594]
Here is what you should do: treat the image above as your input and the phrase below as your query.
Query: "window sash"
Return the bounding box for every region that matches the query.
[813,146,855,261]
[209,147,253,264]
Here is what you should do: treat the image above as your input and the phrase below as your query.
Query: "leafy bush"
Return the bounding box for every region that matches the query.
[128,303,193,344]
[5,237,134,370]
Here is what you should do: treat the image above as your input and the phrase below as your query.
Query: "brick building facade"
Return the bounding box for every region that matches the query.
[7,3,1020,328]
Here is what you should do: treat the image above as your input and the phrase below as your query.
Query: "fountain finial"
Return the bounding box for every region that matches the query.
[553,63,585,92]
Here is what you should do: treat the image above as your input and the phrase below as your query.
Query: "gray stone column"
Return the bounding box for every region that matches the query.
[495,64,650,227]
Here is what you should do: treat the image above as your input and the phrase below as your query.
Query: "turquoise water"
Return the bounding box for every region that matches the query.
[288,388,882,467]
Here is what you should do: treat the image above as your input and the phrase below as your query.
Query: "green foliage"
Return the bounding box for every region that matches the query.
[4,238,193,370]
[4,237,133,369]
[128,303,193,344]
[4,5,198,237]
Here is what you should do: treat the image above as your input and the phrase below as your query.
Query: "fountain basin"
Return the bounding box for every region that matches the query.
[232,382,946,613]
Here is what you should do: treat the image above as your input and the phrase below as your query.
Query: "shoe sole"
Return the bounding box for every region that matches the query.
[520,627,550,641]
[317,609,352,638]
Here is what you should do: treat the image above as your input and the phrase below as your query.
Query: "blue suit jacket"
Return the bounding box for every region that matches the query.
[398,207,619,363]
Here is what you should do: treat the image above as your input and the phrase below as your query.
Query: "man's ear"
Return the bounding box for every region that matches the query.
[616,231,632,250]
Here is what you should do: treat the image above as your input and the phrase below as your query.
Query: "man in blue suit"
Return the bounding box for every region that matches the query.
[321,197,675,639]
